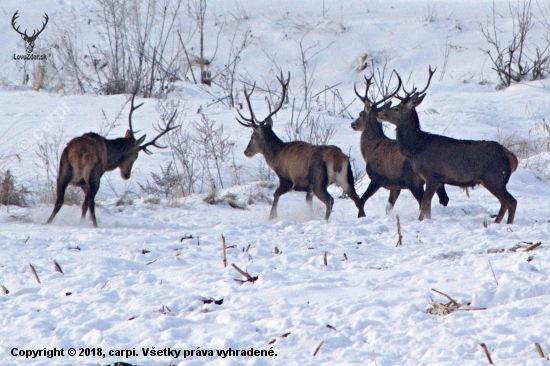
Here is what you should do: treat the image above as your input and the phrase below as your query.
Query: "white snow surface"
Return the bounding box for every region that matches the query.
[1,0,550,365]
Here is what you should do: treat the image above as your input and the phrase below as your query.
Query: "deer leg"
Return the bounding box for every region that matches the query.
[306,191,314,212]
[47,151,72,224]
[342,163,366,218]
[87,167,102,228]
[270,179,292,220]
[420,180,439,221]
[387,189,402,214]
[403,164,424,210]
[310,165,333,221]
[436,184,449,206]
[80,184,89,220]
[482,182,517,224]
[360,181,382,207]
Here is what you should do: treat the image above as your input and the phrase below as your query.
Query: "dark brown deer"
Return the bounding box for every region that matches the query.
[12,11,48,54]
[352,74,449,213]
[237,73,366,220]
[46,94,179,227]
[377,67,517,224]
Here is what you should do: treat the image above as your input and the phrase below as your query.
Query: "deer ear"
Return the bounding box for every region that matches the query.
[412,94,426,107]
[265,118,273,128]
[136,134,147,146]
[125,130,133,139]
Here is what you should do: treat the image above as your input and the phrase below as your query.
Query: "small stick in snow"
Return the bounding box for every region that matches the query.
[534,343,546,358]
[313,341,324,357]
[53,260,64,274]
[274,246,279,254]
[1,285,9,295]
[523,242,542,252]
[487,260,498,286]
[24,237,30,244]
[222,235,227,268]
[482,217,488,228]
[245,244,251,253]
[343,253,348,261]
[431,288,460,307]
[231,263,258,283]
[396,215,403,247]
[323,252,327,266]
[479,343,493,364]
[29,264,40,284]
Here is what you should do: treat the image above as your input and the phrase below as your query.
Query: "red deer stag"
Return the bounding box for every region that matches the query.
[377,67,518,224]
[46,94,179,227]
[237,73,366,220]
[352,73,449,213]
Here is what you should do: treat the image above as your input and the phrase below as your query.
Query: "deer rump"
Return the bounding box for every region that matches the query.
[269,142,350,191]
[402,133,514,188]
[63,133,107,186]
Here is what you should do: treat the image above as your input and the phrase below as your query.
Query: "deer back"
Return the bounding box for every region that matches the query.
[65,133,108,185]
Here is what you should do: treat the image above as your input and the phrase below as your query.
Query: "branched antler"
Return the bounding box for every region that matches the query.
[140,111,180,155]
[354,71,401,108]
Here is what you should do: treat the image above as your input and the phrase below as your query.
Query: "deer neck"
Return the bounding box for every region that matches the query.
[360,120,389,161]
[104,137,136,171]
[395,108,426,156]
[260,129,286,163]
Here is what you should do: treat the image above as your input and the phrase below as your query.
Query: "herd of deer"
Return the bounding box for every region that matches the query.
[45,67,518,228]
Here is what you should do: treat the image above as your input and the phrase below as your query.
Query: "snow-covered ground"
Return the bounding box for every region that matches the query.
[1,0,550,365]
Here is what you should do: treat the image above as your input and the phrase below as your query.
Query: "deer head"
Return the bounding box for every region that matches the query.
[236,72,290,157]
[377,67,436,127]
[351,72,401,132]
[12,11,49,54]
[119,92,180,179]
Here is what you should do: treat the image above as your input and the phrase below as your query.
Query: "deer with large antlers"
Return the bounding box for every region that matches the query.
[351,73,449,213]
[12,11,48,54]
[46,93,179,227]
[377,67,518,224]
[238,73,366,220]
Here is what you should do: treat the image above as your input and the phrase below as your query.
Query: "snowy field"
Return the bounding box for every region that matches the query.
[1,0,550,365]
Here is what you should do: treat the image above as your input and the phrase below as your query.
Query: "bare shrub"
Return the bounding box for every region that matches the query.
[285,107,336,146]
[479,0,550,88]
[138,162,181,199]
[0,170,30,207]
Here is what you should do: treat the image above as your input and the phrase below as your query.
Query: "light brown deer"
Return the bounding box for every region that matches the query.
[237,73,366,220]
[46,94,179,227]
[377,67,517,224]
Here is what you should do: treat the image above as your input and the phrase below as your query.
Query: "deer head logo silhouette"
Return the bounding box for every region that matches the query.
[12,11,49,54]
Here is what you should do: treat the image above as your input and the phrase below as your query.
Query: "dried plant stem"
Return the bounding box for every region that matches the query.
[313,341,324,357]
[480,343,494,364]
[53,260,64,274]
[487,260,498,286]
[534,342,545,358]
[1,285,9,295]
[396,215,403,247]
[431,288,459,307]
[274,246,279,254]
[343,253,348,261]
[231,263,257,283]
[222,235,227,268]
[323,252,327,266]
[523,242,542,252]
[29,264,41,284]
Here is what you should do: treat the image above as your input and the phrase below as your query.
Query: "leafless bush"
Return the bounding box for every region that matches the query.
[0,170,30,207]
[138,161,181,199]
[422,4,438,23]
[35,127,82,205]
[480,0,550,88]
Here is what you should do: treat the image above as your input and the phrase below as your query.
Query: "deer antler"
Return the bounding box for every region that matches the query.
[395,66,436,101]
[11,11,25,37]
[416,66,436,95]
[11,11,48,40]
[355,71,401,108]
[140,111,180,155]
[236,72,290,128]
[128,92,144,137]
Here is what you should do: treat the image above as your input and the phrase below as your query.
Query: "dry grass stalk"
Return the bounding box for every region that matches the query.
[534,343,546,358]
[274,246,279,254]
[313,341,324,357]
[53,260,64,274]
[29,264,41,284]
[343,253,348,261]
[480,343,494,364]
[24,237,30,244]
[323,252,327,266]
[396,215,403,247]
[523,242,542,252]
[231,263,258,283]
[1,285,9,295]
[427,288,486,316]
[482,217,488,228]
[222,235,227,268]
[487,260,498,286]
[464,187,470,198]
